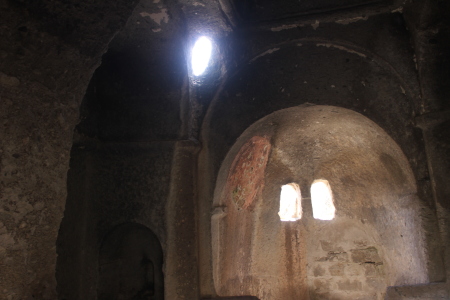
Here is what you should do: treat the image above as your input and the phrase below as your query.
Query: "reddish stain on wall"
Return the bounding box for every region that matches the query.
[225,136,271,210]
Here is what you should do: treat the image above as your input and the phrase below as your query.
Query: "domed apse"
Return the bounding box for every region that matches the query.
[211,105,428,300]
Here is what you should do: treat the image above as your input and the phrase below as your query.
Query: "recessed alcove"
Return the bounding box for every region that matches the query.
[55,27,178,298]
[98,223,164,300]
[211,105,428,300]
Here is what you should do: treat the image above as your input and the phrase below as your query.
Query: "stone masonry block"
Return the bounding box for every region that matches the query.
[329,263,345,276]
[337,279,362,291]
[351,247,382,264]
[314,265,326,277]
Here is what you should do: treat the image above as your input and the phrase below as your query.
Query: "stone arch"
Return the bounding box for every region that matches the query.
[202,38,422,180]
[98,222,164,300]
[211,105,428,300]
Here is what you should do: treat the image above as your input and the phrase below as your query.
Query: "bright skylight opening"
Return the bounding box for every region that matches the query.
[311,179,335,220]
[278,183,302,221]
[191,36,212,76]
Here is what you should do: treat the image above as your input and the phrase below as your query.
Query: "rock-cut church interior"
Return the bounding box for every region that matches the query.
[1,0,450,299]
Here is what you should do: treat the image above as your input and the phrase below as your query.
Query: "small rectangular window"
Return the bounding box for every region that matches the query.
[278,183,302,221]
[311,179,335,220]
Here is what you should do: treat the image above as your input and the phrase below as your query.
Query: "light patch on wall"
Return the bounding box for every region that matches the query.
[250,48,280,63]
[139,9,169,26]
[278,183,302,221]
[316,43,367,58]
[270,24,301,32]
[335,16,368,25]
[311,179,335,220]
[191,36,212,76]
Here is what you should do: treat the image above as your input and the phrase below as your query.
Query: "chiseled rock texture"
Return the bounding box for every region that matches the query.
[0,0,136,298]
[1,0,450,299]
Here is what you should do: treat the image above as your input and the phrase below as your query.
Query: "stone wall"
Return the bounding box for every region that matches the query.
[0,0,137,298]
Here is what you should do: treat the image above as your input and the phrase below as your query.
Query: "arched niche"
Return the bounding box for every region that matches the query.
[211,105,428,300]
[98,223,164,300]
